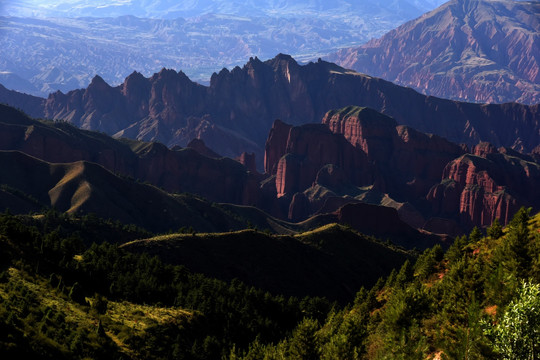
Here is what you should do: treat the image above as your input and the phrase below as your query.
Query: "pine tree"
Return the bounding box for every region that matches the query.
[288,318,321,360]
[487,218,503,239]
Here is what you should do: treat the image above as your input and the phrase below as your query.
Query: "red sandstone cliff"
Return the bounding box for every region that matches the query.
[265,106,464,224]
[3,101,539,235]
[427,143,540,228]
[322,106,464,199]
[265,106,539,232]
[264,119,293,175]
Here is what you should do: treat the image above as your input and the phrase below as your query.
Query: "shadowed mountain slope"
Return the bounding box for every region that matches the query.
[0,104,265,207]
[2,102,538,241]
[121,224,412,302]
[0,84,44,118]
[0,150,285,234]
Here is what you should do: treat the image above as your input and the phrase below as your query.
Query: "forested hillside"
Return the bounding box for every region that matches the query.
[1,208,539,358]
[0,211,334,359]
[233,208,540,359]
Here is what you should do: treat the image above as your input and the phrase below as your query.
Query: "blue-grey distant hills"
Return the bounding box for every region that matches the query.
[0,0,446,96]
[4,0,447,19]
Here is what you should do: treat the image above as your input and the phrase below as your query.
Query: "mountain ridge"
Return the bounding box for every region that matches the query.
[4,0,447,19]
[0,103,450,245]
[327,0,540,104]
[1,92,538,238]
[121,224,412,302]
[2,54,538,163]
[0,149,265,234]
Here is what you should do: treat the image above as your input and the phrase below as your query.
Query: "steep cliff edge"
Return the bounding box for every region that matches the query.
[427,144,540,229]
[264,106,539,233]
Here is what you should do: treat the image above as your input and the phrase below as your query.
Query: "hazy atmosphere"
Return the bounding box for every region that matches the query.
[0,0,447,95]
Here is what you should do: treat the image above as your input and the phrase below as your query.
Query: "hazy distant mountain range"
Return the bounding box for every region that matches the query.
[3,0,447,19]
[328,0,540,104]
[0,0,446,96]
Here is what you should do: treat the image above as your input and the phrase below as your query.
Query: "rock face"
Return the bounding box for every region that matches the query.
[2,54,538,165]
[264,119,293,175]
[328,0,540,105]
[237,152,258,174]
[322,106,465,200]
[427,146,540,228]
[265,106,464,224]
[273,123,373,198]
[2,101,539,237]
[264,105,540,233]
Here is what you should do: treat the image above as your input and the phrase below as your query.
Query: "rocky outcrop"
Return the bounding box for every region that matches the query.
[473,142,497,157]
[266,106,464,223]
[2,54,537,166]
[322,106,464,200]
[265,105,540,232]
[427,148,540,229]
[273,123,372,199]
[314,164,352,191]
[288,192,311,223]
[264,119,293,175]
[323,106,397,161]
[328,0,540,105]
[3,101,539,237]
[237,152,258,174]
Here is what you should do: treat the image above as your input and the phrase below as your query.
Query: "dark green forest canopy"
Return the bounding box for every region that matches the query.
[0,208,539,359]
[234,207,540,359]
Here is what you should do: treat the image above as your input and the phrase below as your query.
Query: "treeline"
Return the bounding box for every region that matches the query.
[0,210,331,359]
[234,208,540,359]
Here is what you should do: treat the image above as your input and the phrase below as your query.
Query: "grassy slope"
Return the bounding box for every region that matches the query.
[0,211,338,359]
[0,267,191,359]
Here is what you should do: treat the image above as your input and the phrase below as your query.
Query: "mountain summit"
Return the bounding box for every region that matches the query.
[328,0,540,104]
